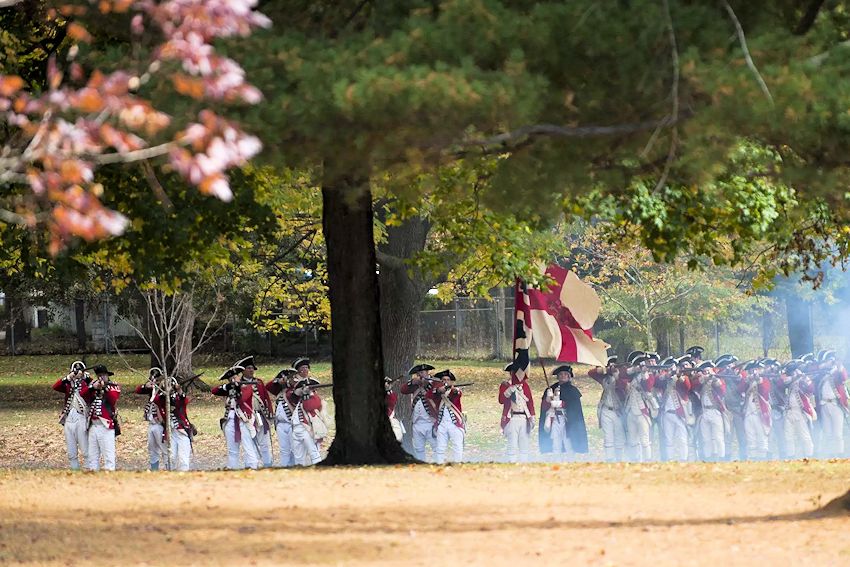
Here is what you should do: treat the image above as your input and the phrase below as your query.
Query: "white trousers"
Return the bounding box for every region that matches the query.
[503,415,530,462]
[170,428,192,471]
[699,408,725,460]
[549,416,574,461]
[662,412,688,462]
[390,415,405,442]
[63,410,88,470]
[87,421,116,471]
[223,413,260,470]
[783,410,814,458]
[819,403,845,457]
[411,421,436,462]
[434,421,464,464]
[745,412,769,459]
[770,414,786,459]
[255,418,273,467]
[276,421,294,467]
[625,412,652,462]
[600,407,625,462]
[291,423,321,465]
[147,423,165,470]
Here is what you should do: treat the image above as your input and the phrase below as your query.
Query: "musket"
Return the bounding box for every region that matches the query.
[451,382,475,388]
[304,382,333,389]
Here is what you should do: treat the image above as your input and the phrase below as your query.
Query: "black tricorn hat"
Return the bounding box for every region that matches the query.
[606,355,618,365]
[235,356,256,369]
[646,352,660,361]
[149,367,164,378]
[294,375,320,386]
[218,366,244,381]
[274,368,298,381]
[503,362,515,372]
[434,369,456,381]
[631,354,650,366]
[293,357,311,370]
[743,360,763,371]
[686,345,705,356]
[92,364,114,376]
[696,360,715,371]
[70,360,86,373]
[552,365,574,376]
[408,363,435,375]
[627,350,645,364]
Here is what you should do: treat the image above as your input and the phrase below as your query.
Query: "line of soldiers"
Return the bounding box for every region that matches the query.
[211,356,330,469]
[53,361,122,471]
[52,355,334,471]
[399,364,467,464]
[490,346,850,462]
[54,361,197,471]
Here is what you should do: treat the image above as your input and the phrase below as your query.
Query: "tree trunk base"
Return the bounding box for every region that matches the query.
[818,489,850,516]
[320,439,417,466]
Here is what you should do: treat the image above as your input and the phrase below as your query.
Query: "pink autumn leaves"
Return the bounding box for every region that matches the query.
[0,0,270,253]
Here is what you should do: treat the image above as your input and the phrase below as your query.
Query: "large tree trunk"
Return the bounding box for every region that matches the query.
[321,180,412,465]
[785,294,814,358]
[377,215,431,453]
[74,298,87,351]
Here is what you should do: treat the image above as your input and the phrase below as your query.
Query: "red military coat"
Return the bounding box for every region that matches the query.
[386,391,398,417]
[83,383,121,430]
[428,387,464,430]
[498,378,534,430]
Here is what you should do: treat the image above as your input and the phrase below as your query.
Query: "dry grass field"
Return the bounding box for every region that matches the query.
[1,355,849,566]
[0,463,848,566]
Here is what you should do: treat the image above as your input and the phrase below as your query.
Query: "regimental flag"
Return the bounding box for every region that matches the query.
[512,279,534,381]
[517,264,609,367]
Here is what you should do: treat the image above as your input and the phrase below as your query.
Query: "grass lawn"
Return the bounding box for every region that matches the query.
[1,353,608,468]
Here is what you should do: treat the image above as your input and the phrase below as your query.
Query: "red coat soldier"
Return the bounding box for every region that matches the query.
[53,360,91,470]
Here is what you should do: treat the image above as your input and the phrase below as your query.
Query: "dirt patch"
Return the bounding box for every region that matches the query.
[0,462,848,566]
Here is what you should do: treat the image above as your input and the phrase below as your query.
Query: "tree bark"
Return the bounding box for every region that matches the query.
[377,215,431,452]
[321,179,412,465]
[785,294,814,358]
[74,298,87,351]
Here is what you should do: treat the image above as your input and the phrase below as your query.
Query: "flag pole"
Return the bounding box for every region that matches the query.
[538,357,550,388]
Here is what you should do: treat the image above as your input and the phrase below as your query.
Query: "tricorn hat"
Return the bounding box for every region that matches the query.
[274,368,298,381]
[293,357,311,370]
[631,354,650,366]
[686,346,705,357]
[606,355,618,366]
[92,364,114,377]
[660,356,676,368]
[743,360,763,371]
[783,359,803,373]
[627,350,645,364]
[503,362,515,372]
[294,375,320,386]
[817,349,836,363]
[552,365,574,376]
[218,366,244,381]
[408,363,435,375]
[714,354,737,367]
[696,360,715,371]
[801,352,815,363]
[434,369,456,381]
[761,357,779,367]
[69,360,86,373]
[149,367,164,379]
[646,352,660,361]
[235,356,256,370]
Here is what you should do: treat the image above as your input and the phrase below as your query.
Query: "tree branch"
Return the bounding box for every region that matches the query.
[375,249,407,271]
[793,0,826,35]
[722,0,774,106]
[449,112,692,156]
